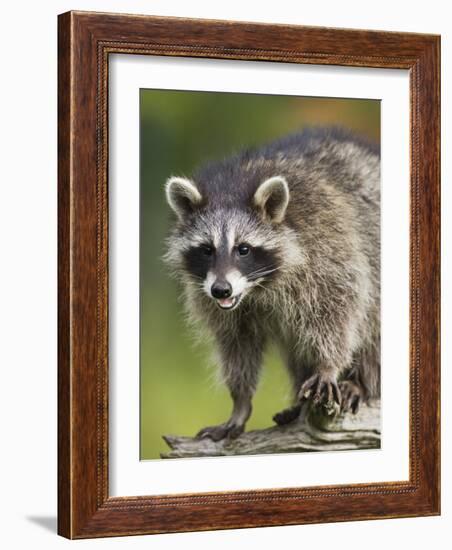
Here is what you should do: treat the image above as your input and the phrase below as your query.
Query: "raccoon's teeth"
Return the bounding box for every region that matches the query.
[217,297,236,309]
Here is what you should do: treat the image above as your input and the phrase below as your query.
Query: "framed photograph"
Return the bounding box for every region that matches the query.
[58,11,440,538]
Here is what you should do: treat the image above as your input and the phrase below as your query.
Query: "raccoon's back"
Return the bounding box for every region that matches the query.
[193,127,380,212]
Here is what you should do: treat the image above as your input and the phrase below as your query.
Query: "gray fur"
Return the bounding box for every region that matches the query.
[163,127,380,440]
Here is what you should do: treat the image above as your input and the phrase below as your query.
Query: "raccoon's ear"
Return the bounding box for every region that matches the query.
[165,176,203,221]
[253,176,289,224]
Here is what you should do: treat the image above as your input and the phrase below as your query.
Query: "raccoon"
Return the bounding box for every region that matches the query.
[164,127,380,441]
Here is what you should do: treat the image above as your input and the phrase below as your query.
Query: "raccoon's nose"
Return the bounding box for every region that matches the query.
[211,281,232,299]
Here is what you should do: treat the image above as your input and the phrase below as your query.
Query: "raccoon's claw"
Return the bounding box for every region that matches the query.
[339,381,363,414]
[273,404,302,426]
[196,422,244,441]
[298,372,341,409]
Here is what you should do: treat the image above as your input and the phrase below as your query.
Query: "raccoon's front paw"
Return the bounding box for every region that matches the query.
[298,371,341,409]
[339,381,363,414]
[196,422,244,441]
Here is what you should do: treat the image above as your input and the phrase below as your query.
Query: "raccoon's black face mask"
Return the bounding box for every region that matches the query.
[165,175,289,310]
[183,239,280,310]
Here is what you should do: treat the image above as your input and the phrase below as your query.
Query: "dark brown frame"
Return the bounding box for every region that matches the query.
[58,10,440,539]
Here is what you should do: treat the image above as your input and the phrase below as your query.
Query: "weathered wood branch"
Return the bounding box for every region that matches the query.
[161,400,380,458]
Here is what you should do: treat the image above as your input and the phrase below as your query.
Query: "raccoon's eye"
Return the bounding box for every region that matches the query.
[238,243,250,256]
[200,244,214,256]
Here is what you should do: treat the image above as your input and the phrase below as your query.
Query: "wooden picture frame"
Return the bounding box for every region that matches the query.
[58,10,440,538]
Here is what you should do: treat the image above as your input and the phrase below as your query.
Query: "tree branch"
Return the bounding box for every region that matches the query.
[161,399,380,458]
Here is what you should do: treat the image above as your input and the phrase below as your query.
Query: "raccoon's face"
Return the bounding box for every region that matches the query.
[181,216,282,310]
[165,175,290,311]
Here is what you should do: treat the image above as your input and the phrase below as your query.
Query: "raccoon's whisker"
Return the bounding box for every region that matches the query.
[247,266,282,280]
[187,275,205,283]
[254,264,281,274]
[246,266,277,278]
[193,284,207,291]
[187,280,207,291]
[252,281,269,291]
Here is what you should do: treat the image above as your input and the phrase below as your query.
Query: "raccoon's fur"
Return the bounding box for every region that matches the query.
[164,127,380,441]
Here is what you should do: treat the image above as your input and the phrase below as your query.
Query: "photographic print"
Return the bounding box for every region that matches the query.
[140,90,381,459]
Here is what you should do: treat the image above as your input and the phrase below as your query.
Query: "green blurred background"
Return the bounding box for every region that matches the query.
[140,89,380,459]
